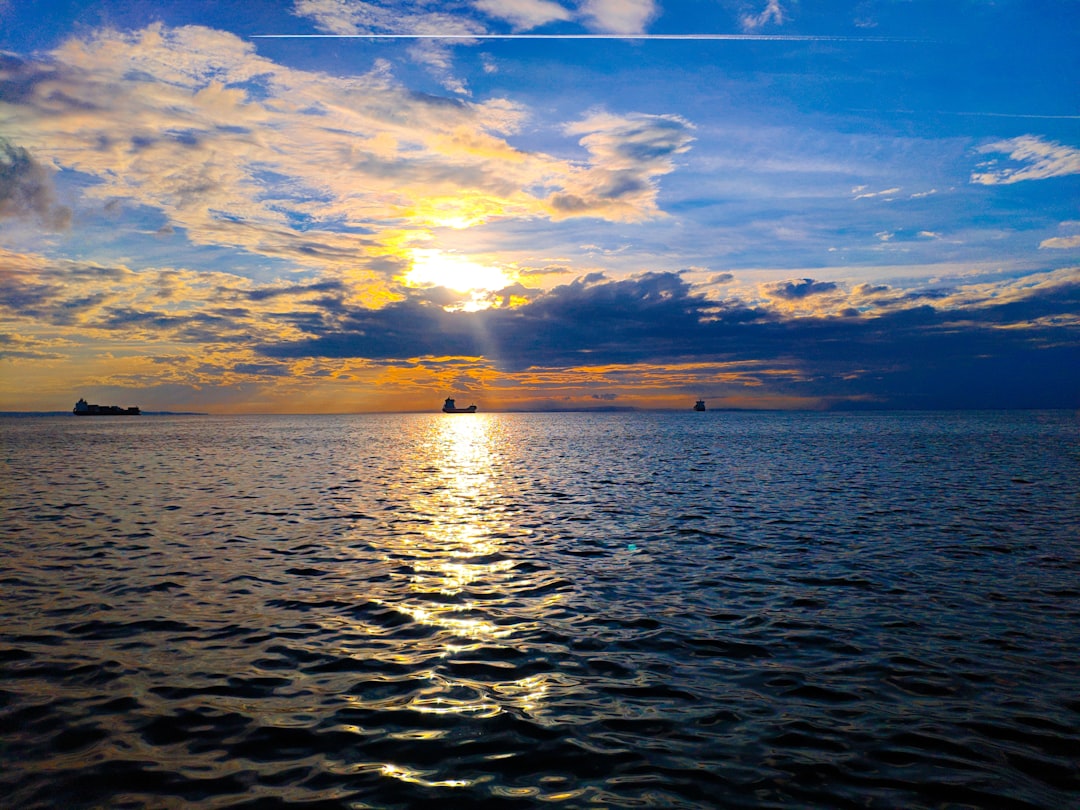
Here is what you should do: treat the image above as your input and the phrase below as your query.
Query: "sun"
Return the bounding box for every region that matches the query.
[404,249,513,295]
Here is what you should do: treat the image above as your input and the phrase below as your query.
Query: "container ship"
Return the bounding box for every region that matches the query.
[442,397,477,413]
[73,398,141,416]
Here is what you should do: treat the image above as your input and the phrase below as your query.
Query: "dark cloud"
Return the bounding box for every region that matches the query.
[766,278,840,299]
[0,332,63,361]
[261,271,759,367]
[259,270,1080,408]
[595,172,649,199]
[549,193,593,215]
[0,275,65,315]
[0,139,71,229]
[244,279,345,301]
[232,362,290,377]
[0,53,50,105]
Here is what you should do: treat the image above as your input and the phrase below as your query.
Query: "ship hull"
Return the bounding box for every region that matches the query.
[73,399,140,415]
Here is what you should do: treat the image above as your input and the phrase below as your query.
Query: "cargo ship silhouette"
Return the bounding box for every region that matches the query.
[73,398,141,416]
[442,397,477,413]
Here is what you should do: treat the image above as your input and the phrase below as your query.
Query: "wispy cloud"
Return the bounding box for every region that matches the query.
[291,0,657,39]
[552,111,695,221]
[971,136,1080,184]
[853,186,901,200]
[741,0,786,31]
[292,0,484,36]
[1038,221,1080,251]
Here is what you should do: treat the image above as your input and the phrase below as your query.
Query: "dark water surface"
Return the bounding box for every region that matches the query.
[2,411,1078,808]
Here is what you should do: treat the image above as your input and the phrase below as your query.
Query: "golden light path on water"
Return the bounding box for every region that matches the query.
[365,414,563,791]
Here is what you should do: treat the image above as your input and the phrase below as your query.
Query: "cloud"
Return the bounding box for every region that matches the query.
[0,332,64,361]
[0,25,692,285]
[741,0,786,31]
[971,136,1080,184]
[0,138,71,229]
[292,0,485,36]
[1040,235,1080,249]
[552,111,695,221]
[580,0,657,34]
[854,186,901,200]
[0,247,344,348]
[291,0,487,90]
[764,278,840,300]
[291,0,653,38]
[7,236,1079,410]
[474,0,572,30]
[1039,222,1080,250]
[255,266,1080,407]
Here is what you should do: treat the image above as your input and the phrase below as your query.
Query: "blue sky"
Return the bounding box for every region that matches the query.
[1,1,1077,411]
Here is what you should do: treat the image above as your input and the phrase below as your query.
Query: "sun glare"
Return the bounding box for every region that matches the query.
[405,249,512,295]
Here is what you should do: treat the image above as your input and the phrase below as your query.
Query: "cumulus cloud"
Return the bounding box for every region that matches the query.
[580,0,656,34]
[764,278,840,300]
[474,0,572,30]
[971,136,1080,184]
[0,138,71,229]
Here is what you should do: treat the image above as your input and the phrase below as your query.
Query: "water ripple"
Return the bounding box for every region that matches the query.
[2,411,1078,807]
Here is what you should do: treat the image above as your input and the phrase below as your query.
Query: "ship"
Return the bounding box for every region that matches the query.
[693,399,706,411]
[442,397,477,414]
[73,398,141,416]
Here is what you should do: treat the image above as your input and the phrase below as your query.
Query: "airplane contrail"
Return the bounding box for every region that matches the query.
[850,108,1080,120]
[949,111,1080,120]
[251,33,921,42]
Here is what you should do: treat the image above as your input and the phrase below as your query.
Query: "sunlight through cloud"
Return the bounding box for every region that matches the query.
[404,249,513,310]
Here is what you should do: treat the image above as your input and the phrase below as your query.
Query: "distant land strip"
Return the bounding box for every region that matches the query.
[0,411,208,417]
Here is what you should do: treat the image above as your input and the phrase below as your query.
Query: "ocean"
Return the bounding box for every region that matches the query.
[2,410,1078,808]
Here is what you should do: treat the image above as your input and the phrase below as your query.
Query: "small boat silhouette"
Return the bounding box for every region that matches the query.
[693,399,706,411]
[442,397,477,413]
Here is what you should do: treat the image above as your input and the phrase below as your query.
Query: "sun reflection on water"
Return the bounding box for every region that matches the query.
[366,413,559,734]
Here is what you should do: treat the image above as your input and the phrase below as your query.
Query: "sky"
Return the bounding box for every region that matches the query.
[1,0,1077,413]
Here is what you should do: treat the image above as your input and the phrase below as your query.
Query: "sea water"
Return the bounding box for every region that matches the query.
[1,410,1078,808]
